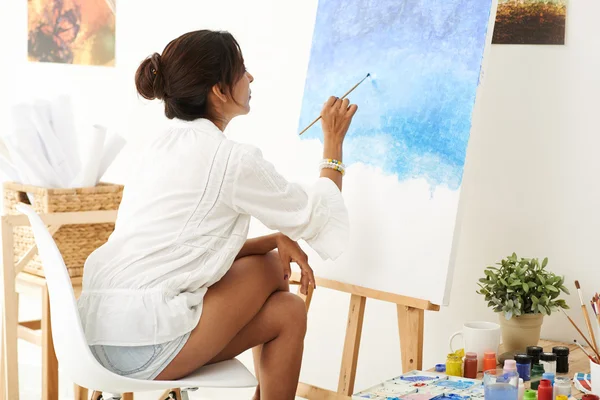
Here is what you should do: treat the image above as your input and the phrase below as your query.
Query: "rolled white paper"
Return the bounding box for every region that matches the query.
[31,99,74,187]
[96,130,126,182]
[71,124,107,188]
[50,95,81,175]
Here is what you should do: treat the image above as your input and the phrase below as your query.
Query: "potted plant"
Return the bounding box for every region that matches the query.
[477,253,570,353]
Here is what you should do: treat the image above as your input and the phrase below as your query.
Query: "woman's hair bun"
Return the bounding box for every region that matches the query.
[135,52,167,100]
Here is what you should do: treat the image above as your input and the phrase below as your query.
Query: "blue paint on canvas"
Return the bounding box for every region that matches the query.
[298,1,493,190]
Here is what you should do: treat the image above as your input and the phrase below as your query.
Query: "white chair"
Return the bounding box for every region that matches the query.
[15,204,257,400]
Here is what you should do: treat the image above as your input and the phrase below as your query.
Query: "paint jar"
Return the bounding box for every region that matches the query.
[515,354,532,381]
[446,353,462,377]
[542,372,555,385]
[552,346,570,374]
[554,376,571,398]
[435,364,446,373]
[523,389,537,400]
[530,363,545,390]
[463,352,478,379]
[527,346,544,366]
[540,352,557,375]
[504,359,518,374]
[484,369,519,400]
[583,395,600,400]
[483,351,497,372]
[537,379,553,400]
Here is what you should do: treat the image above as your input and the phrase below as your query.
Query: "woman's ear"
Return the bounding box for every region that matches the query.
[211,83,228,103]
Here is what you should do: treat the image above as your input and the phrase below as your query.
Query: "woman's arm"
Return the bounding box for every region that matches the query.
[235,233,280,260]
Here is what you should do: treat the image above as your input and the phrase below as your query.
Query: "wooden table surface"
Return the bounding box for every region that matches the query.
[431,339,591,399]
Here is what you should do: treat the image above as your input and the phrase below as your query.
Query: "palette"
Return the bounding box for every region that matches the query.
[352,370,484,400]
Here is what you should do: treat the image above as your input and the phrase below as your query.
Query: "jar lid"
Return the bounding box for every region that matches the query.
[466,352,477,359]
[515,354,532,364]
[524,390,537,400]
[436,364,446,372]
[552,346,570,356]
[484,351,496,359]
[540,352,557,361]
[526,346,544,355]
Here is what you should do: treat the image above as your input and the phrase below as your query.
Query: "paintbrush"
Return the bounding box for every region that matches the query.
[298,73,371,136]
[560,308,600,361]
[575,339,596,362]
[575,280,598,353]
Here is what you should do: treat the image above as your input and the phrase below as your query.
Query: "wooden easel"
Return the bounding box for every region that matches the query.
[291,272,440,400]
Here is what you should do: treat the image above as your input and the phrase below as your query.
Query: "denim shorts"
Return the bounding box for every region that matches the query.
[89,332,191,380]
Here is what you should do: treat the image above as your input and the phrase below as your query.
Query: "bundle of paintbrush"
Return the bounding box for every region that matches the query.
[561,281,600,363]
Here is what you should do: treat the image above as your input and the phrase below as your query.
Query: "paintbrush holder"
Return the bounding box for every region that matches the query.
[590,359,600,395]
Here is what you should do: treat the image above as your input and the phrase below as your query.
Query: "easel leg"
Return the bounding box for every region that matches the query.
[397,305,424,371]
[338,294,366,396]
[297,283,314,312]
[42,285,59,400]
[2,218,20,399]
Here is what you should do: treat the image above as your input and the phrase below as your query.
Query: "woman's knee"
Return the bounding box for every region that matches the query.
[271,292,307,336]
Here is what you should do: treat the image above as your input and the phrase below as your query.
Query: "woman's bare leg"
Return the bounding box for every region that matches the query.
[155,251,305,400]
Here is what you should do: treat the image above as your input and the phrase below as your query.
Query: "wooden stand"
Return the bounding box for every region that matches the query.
[292,272,440,400]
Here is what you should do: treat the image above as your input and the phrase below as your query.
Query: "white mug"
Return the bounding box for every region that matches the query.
[449,321,501,371]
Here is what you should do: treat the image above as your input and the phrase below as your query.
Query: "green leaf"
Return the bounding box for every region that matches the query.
[523,283,529,293]
[531,295,539,304]
[479,278,489,284]
[560,285,570,295]
[542,257,548,268]
[538,304,546,314]
[546,285,559,292]
[539,275,546,285]
[511,280,522,286]
[500,278,508,286]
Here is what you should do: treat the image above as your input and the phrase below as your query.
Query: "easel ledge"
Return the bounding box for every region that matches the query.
[290,271,440,400]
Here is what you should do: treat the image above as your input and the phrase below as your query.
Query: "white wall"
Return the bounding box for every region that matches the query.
[2,0,600,396]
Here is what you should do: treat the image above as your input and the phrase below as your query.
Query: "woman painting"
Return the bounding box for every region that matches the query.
[78,29,358,400]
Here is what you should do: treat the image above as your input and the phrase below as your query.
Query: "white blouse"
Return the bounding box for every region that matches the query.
[77,118,349,346]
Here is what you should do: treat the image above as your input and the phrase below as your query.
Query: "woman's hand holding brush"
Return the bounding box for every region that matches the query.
[320,96,358,191]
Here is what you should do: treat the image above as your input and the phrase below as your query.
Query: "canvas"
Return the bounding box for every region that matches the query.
[296,0,493,305]
[28,0,116,66]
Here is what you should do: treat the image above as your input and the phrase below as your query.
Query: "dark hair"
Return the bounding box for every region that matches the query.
[135,30,246,120]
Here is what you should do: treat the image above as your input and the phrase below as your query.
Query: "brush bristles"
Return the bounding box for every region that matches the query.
[576,280,581,289]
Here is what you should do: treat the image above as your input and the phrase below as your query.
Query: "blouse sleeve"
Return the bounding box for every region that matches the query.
[228,144,349,261]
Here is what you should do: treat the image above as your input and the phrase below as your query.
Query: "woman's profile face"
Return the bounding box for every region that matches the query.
[230,69,254,116]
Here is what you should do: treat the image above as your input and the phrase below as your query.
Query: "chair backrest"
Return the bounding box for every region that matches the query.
[15,204,124,389]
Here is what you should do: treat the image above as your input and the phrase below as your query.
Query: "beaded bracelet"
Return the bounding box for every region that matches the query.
[319,160,346,176]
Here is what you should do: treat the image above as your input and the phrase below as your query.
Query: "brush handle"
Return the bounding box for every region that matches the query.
[583,304,598,353]
[562,309,600,360]
[299,74,369,136]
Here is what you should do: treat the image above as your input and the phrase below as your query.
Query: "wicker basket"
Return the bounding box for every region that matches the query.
[3,182,124,278]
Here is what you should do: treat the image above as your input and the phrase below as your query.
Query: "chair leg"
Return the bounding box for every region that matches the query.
[91,390,103,400]
[158,388,182,399]
[42,285,59,400]
[74,384,89,400]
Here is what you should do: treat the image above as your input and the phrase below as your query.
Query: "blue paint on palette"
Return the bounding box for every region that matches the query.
[298,0,493,189]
